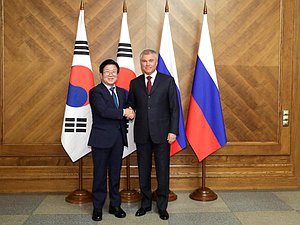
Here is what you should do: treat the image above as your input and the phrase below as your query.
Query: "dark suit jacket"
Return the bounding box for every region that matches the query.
[88,82,128,148]
[127,72,179,144]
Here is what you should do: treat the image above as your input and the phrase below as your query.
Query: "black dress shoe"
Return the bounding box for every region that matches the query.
[135,207,151,217]
[92,208,102,221]
[158,209,169,220]
[109,206,126,218]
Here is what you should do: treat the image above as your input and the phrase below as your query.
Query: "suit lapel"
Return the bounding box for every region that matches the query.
[99,82,117,108]
[116,87,124,108]
[137,74,148,95]
[150,73,161,95]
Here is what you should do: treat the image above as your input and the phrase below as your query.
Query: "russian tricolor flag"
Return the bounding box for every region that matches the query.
[61,2,95,162]
[186,10,227,162]
[157,7,187,156]
[115,6,137,158]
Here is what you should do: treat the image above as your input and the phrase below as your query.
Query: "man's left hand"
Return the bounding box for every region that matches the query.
[167,133,176,144]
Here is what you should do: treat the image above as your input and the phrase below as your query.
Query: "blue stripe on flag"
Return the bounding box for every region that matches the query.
[157,55,170,76]
[191,56,226,146]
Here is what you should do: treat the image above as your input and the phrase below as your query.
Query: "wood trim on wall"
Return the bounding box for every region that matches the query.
[0,153,298,192]
[292,0,300,186]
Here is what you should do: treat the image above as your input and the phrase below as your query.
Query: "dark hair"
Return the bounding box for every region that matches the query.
[99,59,120,74]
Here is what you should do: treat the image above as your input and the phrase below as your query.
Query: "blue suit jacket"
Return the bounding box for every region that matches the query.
[88,82,128,148]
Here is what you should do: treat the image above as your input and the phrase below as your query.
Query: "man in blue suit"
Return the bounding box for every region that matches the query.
[88,59,134,221]
[128,49,179,220]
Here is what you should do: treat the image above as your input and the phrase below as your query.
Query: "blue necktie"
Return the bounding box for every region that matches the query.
[110,87,119,108]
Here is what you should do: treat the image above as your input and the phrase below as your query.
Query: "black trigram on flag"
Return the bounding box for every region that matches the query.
[74,41,89,55]
[64,118,87,133]
[117,43,132,58]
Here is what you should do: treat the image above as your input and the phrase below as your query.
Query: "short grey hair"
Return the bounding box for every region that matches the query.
[140,49,158,60]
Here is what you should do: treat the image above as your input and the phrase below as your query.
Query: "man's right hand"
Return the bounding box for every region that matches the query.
[124,107,135,120]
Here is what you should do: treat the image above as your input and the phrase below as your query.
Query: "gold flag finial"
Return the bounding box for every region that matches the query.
[80,0,84,10]
[203,0,207,14]
[123,0,127,13]
[165,0,169,13]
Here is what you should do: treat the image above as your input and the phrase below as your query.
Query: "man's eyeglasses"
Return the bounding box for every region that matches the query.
[103,70,118,76]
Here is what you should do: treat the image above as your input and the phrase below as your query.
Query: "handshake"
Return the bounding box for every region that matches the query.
[124,107,135,120]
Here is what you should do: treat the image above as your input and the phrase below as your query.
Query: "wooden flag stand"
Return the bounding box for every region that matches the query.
[65,159,92,204]
[189,158,217,201]
[152,190,177,202]
[120,156,141,202]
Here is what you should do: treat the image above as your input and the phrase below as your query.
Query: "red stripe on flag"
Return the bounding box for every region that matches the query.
[186,96,221,161]
[170,140,181,156]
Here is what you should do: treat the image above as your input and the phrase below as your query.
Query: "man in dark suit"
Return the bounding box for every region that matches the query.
[88,59,134,221]
[127,49,179,220]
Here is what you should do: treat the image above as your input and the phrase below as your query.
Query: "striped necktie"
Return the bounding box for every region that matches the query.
[110,87,119,108]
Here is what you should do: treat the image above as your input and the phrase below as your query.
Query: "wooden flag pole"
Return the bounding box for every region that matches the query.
[66,158,92,204]
[189,158,217,201]
[120,155,141,202]
[65,0,92,205]
[152,0,177,202]
[119,0,141,203]
[164,0,177,202]
[188,0,223,202]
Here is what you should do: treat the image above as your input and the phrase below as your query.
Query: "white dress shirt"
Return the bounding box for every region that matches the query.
[144,70,157,87]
